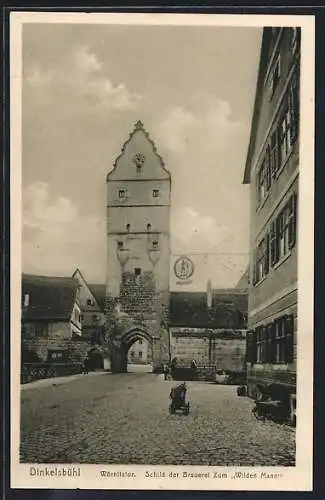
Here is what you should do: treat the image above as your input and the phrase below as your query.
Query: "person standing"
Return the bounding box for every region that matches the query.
[83,356,89,375]
[191,359,198,380]
[164,363,170,380]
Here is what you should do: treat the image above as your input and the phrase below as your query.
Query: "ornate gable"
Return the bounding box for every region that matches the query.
[107,121,171,182]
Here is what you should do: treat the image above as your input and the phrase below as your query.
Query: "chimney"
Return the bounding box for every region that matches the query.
[207,280,212,309]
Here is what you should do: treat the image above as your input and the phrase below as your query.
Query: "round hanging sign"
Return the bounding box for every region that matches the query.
[174,255,195,281]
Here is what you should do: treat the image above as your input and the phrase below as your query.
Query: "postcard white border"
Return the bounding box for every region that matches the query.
[10,12,315,491]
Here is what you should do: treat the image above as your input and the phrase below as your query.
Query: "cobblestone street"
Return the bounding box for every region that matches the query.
[20,372,295,466]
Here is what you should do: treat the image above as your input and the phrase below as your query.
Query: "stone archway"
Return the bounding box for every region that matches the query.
[110,326,154,373]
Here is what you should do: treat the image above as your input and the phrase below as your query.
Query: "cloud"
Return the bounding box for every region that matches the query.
[74,46,102,73]
[24,46,142,115]
[152,98,250,257]
[156,98,246,155]
[23,182,105,281]
[171,207,230,254]
[157,107,197,152]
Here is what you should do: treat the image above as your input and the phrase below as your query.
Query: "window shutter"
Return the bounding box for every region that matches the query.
[285,315,294,363]
[289,73,300,144]
[252,251,257,285]
[246,331,253,363]
[251,330,257,364]
[265,233,270,274]
[270,222,277,266]
[288,192,298,249]
[261,327,267,363]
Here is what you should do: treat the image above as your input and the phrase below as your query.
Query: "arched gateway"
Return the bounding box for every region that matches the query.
[106,121,171,373]
[110,325,153,373]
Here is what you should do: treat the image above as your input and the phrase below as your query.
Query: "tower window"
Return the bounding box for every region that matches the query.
[152,240,159,249]
[117,241,123,250]
[147,223,152,232]
[153,189,159,198]
[126,224,130,232]
[118,189,126,199]
[134,268,141,276]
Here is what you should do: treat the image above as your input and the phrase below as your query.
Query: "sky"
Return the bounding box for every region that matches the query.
[21,21,262,290]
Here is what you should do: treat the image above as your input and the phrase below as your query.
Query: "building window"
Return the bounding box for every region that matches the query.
[270,193,297,266]
[274,319,286,364]
[152,240,159,249]
[288,75,299,144]
[270,55,281,97]
[139,339,143,345]
[256,327,265,363]
[134,268,141,276]
[153,189,159,198]
[139,351,143,358]
[253,235,269,284]
[147,223,152,232]
[35,323,49,337]
[290,27,299,54]
[256,78,299,208]
[87,299,93,306]
[51,352,63,360]
[250,315,294,365]
[257,151,272,204]
[126,224,130,232]
[117,241,123,250]
[279,106,293,163]
[269,130,279,177]
[118,189,126,199]
[130,351,135,357]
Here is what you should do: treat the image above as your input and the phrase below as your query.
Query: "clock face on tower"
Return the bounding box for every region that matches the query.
[132,152,145,168]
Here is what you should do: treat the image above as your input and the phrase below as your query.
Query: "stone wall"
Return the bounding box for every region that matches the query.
[105,270,170,370]
[22,321,92,363]
[170,330,246,372]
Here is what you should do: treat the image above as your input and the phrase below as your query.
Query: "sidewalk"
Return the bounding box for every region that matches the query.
[21,370,110,391]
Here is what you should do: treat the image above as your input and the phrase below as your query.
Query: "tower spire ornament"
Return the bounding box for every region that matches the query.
[134,120,144,130]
